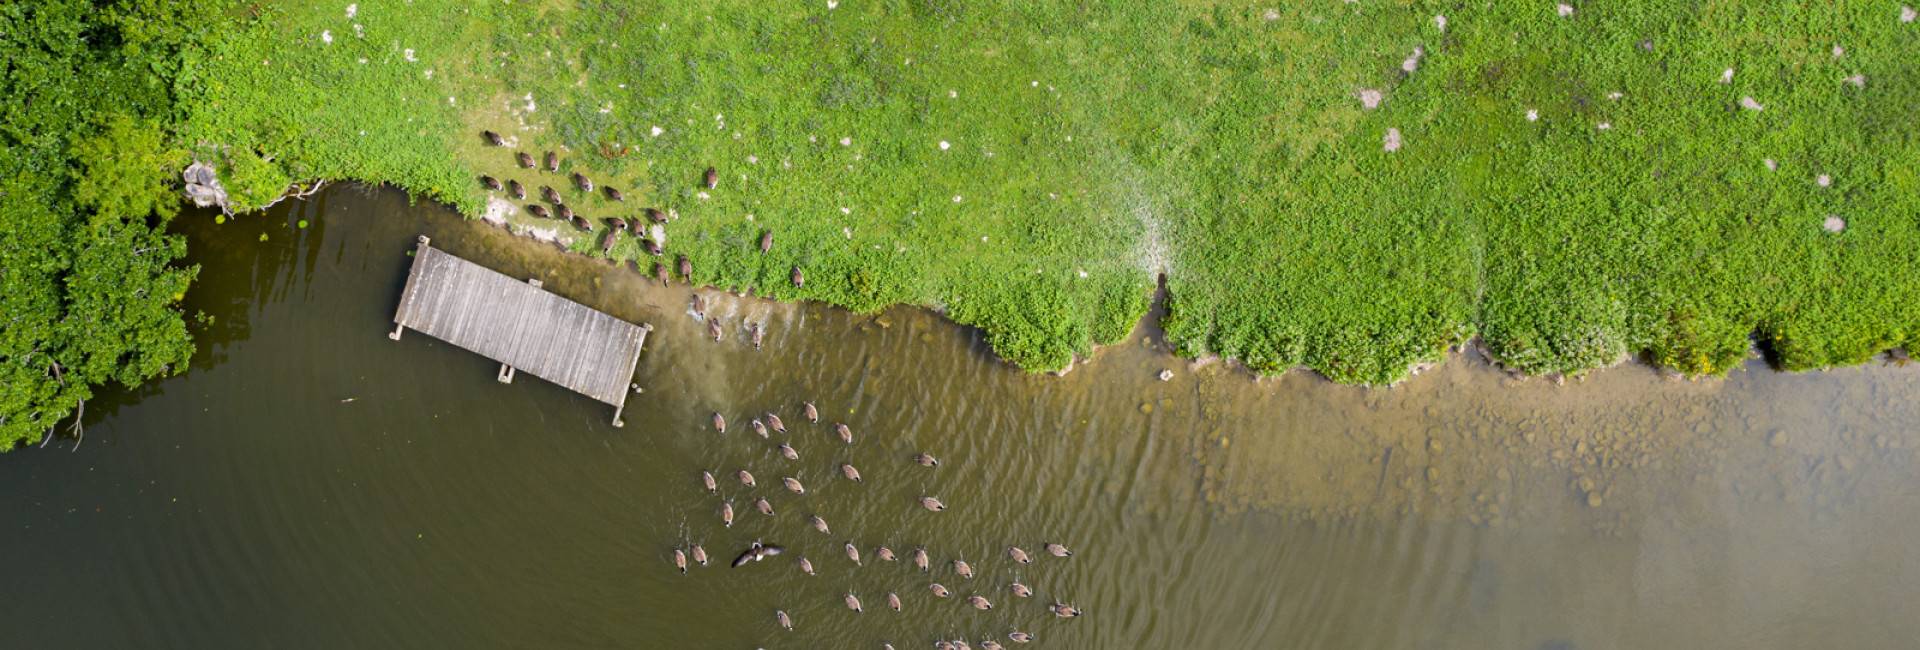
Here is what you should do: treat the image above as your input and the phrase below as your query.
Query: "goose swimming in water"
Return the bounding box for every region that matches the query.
[690,293,706,318]
[778,443,799,461]
[690,544,708,566]
[1010,582,1032,598]
[810,514,830,535]
[840,463,862,483]
[1044,543,1073,558]
[720,500,734,528]
[920,496,946,512]
[1008,547,1031,564]
[803,401,819,423]
[844,541,861,565]
[766,413,786,433]
[712,413,727,433]
[736,469,755,487]
[797,556,814,575]
[968,595,993,610]
[653,262,669,287]
[929,583,950,598]
[954,559,973,579]
[887,592,901,612]
[673,548,687,574]
[913,547,930,571]
[749,322,763,350]
[835,423,853,444]
[708,318,723,342]
[508,179,525,200]
[755,497,774,516]
[775,609,792,631]
[1007,631,1034,643]
[784,477,805,495]
[1050,602,1081,618]
[844,593,863,613]
[981,640,1004,650]
[701,470,717,493]
[751,419,768,438]
[875,546,896,562]
[730,542,784,567]
[483,130,506,146]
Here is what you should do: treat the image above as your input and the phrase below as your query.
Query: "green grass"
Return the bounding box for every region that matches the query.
[180,0,1920,381]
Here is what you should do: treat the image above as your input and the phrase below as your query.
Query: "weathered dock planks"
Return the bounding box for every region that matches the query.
[389,236,649,425]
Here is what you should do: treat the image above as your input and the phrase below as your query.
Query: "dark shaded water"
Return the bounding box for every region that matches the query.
[4,186,1918,649]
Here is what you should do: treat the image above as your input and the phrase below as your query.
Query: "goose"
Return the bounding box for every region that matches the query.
[690,544,708,566]
[887,592,901,612]
[1008,631,1034,643]
[1008,547,1031,564]
[645,207,667,223]
[569,214,592,233]
[483,130,506,146]
[702,166,718,189]
[784,477,805,495]
[835,423,853,444]
[625,216,642,232]
[677,255,692,281]
[720,500,734,528]
[736,469,755,487]
[766,413,786,433]
[920,496,946,512]
[642,238,663,257]
[844,593,862,613]
[844,542,861,565]
[517,151,535,168]
[708,318,722,342]
[572,171,593,192]
[730,542,783,567]
[507,179,525,200]
[840,463,862,483]
[1010,582,1032,598]
[526,204,551,219]
[875,546,896,562]
[929,583,950,598]
[749,322,763,350]
[690,293,706,317]
[759,230,773,253]
[557,204,576,222]
[598,229,618,256]
[653,262,670,287]
[912,452,940,467]
[1051,602,1081,618]
[913,547,930,571]
[700,471,717,493]
[967,595,993,610]
[779,443,799,461]
[798,556,814,575]
[604,186,624,201]
[751,419,768,438]
[775,610,792,631]
[981,640,1004,650]
[544,151,558,172]
[810,515,830,535]
[1044,543,1073,558]
[480,175,501,190]
[791,266,804,288]
[604,217,628,231]
[954,559,973,579]
[755,497,774,516]
[803,401,819,423]
[541,185,562,204]
[673,548,687,574]
[712,413,727,433]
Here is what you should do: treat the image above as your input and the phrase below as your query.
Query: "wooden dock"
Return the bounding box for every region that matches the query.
[389,236,650,425]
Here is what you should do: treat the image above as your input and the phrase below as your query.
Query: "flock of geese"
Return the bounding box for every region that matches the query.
[475,130,806,292]
[670,402,1082,649]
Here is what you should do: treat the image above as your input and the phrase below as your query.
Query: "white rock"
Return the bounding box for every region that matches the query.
[1263,9,1280,21]
[1607,91,1623,100]
[840,137,852,146]
[1157,369,1174,381]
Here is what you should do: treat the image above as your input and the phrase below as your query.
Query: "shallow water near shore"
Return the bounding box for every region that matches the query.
[3,185,1918,649]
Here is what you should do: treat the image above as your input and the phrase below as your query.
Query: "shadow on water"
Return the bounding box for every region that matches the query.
[3,184,1919,650]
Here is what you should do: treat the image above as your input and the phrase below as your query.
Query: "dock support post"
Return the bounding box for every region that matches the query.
[612,403,625,428]
[498,365,515,383]
[388,323,404,340]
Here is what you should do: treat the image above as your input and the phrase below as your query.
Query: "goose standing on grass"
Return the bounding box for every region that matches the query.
[572,171,593,192]
[643,238,663,257]
[712,413,727,434]
[759,230,773,253]
[517,151,535,168]
[677,255,692,282]
[508,179,525,200]
[483,130,506,146]
[604,186,624,201]
[736,469,755,487]
[803,401,819,423]
[766,413,786,434]
[703,166,719,190]
[653,262,670,287]
[603,217,628,231]
[557,204,576,222]
[541,185,561,204]
[791,266,805,288]
[598,229,618,257]
[835,423,854,444]
[480,175,501,190]
[527,204,551,219]
[645,207,666,223]
[920,496,946,512]
[544,151,558,172]
[1044,542,1073,558]
[840,463,862,483]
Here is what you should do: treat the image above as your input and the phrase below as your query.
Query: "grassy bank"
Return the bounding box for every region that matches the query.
[179,1,1918,381]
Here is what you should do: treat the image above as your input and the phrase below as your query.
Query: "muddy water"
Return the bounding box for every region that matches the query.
[3,185,1918,649]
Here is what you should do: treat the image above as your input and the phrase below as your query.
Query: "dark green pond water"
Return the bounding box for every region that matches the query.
[4,186,1918,649]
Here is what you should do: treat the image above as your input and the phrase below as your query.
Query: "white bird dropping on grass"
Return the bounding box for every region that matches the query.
[827,0,838,8]
[1764,158,1777,171]
[321,30,333,44]
[939,140,950,150]
[1903,6,1917,23]
[1719,68,1734,84]
[1435,14,1448,31]
[1740,96,1765,112]
[1816,174,1832,187]
[1823,215,1846,233]
[1526,109,1539,122]
[649,125,663,137]
[1557,4,1574,17]
[1383,128,1402,152]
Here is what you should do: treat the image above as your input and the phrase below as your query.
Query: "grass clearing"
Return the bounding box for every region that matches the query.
[181,1,1920,381]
